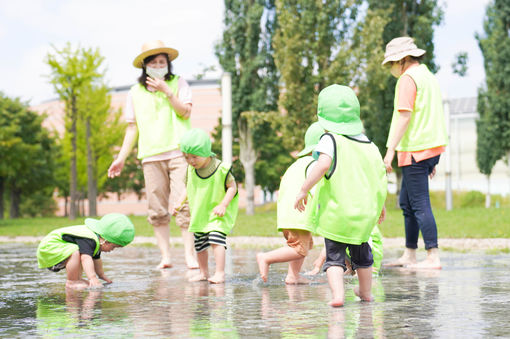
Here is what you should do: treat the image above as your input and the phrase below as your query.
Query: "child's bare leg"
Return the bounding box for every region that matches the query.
[153,224,172,269]
[208,244,226,284]
[304,247,326,276]
[353,267,373,301]
[257,247,303,282]
[65,251,88,290]
[384,247,416,267]
[326,266,345,307]
[286,257,310,284]
[189,250,208,282]
[181,228,199,269]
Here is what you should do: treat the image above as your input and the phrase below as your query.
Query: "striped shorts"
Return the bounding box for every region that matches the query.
[194,231,227,252]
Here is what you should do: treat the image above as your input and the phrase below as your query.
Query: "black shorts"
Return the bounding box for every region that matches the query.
[47,260,67,272]
[194,231,227,252]
[323,238,373,272]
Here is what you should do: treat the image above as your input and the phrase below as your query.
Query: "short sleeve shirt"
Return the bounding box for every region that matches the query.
[62,234,101,259]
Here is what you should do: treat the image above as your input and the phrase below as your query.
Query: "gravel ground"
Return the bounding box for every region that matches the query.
[1,235,509,250]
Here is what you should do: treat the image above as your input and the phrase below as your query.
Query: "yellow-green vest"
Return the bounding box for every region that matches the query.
[277,156,319,232]
[37,225,100,268]
[316,134,387,244]
[187,162,238,234]
[387,64,448,152]
[130,76,191,159]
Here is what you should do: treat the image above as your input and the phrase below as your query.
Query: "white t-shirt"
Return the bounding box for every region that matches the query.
[125,77,192,163]
[313,133,370,176]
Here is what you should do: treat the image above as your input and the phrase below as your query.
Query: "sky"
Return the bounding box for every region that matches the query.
[0,0,491,106]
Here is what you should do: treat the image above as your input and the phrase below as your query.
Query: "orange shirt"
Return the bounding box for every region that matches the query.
[396,71,445,167]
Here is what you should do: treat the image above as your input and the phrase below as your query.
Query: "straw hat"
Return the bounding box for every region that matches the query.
[133,40,179,68]
[381,37,425,65]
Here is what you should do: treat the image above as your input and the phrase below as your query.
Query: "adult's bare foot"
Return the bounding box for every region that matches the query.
[256,253,269,282]
[186,256,199,269]
[156,260,173,269]
[406,258,441,270]
[384,248,417,267]
[189,273,208,282]
[328,298,344,307]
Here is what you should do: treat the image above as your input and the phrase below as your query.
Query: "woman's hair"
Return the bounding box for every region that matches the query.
[137,53,175,89]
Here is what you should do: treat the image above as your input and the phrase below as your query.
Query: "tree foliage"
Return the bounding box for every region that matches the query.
[0,93,59,218]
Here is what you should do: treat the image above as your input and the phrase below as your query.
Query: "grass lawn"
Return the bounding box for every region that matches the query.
[1,192,510,238]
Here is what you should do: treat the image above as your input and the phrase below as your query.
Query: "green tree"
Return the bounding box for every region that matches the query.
[475,0,510,203]
[0,93,59,218]
[273,0,361,150]
[216,0,290,214]
[46,43,113,218]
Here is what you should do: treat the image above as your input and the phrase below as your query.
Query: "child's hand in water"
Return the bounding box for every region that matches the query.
[213,204,226,217]
[88,277,103,289]
[99,275,112,284]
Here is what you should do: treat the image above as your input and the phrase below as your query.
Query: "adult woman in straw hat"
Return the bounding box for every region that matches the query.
[108,40,198,270]
[382,37,448,269]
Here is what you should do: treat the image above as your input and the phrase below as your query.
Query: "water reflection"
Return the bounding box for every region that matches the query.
[1,244,510,338]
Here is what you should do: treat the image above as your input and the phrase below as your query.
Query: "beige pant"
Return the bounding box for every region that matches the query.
[142,156,190,228]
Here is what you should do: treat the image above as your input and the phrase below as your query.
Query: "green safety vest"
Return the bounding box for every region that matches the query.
[387,64,448,152]
[277,156,320,232]
[315,133,387,244]
[130,76,191,159]
[187,161,238,234]
[37,225,100,268]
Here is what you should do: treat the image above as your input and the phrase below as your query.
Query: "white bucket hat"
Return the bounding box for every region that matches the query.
[381,37,426,65]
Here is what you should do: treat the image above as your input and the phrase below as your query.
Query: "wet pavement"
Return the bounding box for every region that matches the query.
[1,244,509,338]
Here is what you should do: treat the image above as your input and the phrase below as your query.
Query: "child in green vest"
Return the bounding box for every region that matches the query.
[294,85,387,307]
[36,213,135,290]
[178,128,238,284]
[256,122,324,284]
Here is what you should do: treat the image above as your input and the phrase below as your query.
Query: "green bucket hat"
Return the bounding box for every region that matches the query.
[297,122,325,157]
[85,213,135,247]
[180,128,216,157]
[317,84,363,136]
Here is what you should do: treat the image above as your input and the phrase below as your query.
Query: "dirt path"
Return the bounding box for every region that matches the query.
[1,236,509,250]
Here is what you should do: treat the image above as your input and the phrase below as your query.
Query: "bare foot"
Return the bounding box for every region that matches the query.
[208,272,225,284]
[285,275,311,285]
[256,253,269,282]
[66,279,89,290]
[353,286,374,302]
[303,266,321,276]
[186,257,199,270]
[157,260,173,269]
[406,259,441,270]
[328,298,344,307]
[383,257,416,267]
[189,273,208,282]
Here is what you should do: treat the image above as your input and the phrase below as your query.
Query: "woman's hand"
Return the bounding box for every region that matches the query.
[146,76,171,96]
[383,149,394,174]
[108,158,125,178]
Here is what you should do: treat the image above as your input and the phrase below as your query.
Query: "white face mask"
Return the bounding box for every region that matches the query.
[146,66,168,79]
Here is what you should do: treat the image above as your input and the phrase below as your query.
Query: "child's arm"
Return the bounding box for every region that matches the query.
[80,254,103,288]
[94,259,112,284]
[213,180,237,217]
[294,153,331,212]
[378,205,386,224]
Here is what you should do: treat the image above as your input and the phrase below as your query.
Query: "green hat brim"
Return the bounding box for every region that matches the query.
[318,116,363,136]
[297,145,316,157]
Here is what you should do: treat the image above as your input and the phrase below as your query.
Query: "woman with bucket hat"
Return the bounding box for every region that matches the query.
[107,40,198,270]
[382,37,448,269]
[37,213,135,290]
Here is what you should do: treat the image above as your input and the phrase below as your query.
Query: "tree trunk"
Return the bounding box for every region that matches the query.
[401,1,408,35]
[0,177,4,219]
[64,196,68,217]
[86,118,97,216]
[485,175,491,208]
[69,94,78,220]
[9,186,21,218]
[239,118,257,215]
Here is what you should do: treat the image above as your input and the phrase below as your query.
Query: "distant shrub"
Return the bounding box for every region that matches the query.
[460,191,485,208]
